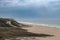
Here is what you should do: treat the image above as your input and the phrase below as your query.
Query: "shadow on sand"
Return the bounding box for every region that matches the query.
[19,32,54,37]
[0,32,54,40]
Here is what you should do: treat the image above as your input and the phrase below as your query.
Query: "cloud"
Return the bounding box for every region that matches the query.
[0,0,60,19]
[0,0,59,7]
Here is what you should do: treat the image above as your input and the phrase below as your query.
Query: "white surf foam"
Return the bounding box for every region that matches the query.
[18,21,60,28]
[18,21,49,26]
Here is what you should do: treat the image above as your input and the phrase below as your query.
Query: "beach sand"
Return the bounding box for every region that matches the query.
[22,25,60,40]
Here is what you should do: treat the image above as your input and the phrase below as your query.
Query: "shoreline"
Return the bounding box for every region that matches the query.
[21,23,60,40]
[19,21,60,28]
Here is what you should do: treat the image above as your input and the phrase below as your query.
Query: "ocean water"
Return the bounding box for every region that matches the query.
[30,21,60,28]
[18,20,60,28]
[33,23,60,28]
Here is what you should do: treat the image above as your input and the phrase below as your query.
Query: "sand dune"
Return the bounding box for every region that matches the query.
[22,24,60,40]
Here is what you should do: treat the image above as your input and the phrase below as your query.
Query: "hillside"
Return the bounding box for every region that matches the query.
[0,18,53,40]
[0,18,22,27]
[0,18,29,39]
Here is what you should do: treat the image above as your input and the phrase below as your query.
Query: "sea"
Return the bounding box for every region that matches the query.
[18,20,60,28]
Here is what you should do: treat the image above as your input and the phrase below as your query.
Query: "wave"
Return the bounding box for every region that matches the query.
[18,21,60,28]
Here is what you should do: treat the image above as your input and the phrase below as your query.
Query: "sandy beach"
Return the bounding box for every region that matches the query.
[22,25,60,40]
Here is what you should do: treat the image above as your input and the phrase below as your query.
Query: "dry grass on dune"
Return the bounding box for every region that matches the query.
[0,27,54,40]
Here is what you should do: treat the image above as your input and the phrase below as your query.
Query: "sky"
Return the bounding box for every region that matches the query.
[0,0,60,20]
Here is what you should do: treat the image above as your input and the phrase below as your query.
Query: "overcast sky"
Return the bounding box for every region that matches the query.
[0,0,60,20]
